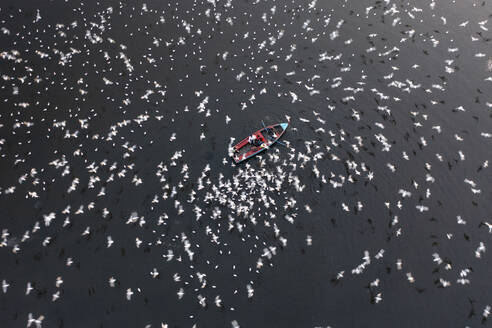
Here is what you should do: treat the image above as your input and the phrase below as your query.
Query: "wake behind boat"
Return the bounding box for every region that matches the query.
[232,123,288,164]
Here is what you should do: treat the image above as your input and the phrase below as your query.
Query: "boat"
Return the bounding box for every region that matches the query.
[232,122,288,164]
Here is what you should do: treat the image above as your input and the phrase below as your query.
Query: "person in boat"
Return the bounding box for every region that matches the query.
[248,134,264,147]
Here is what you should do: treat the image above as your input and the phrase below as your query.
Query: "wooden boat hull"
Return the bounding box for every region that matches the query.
[232,123,288,164]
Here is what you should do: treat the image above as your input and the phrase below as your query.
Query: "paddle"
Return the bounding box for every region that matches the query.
[262,120,277,142]
[276,140,289,148]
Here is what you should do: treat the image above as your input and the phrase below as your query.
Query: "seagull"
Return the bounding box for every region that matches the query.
[197,294,206,307]
[246,284,254,298]
[26,282,34,295]
[150,268,159,278]
[398,189,412,198]
[484,305,491,319]
[481,221,492,233]
[2,280,9,293]
[27,313,44,328]
[109,277,116,287]
[126,288,134,300]
[457,216,467,225]
[81,226,90,236]
[306,235,313,246]
[289,91,298,103]
[214,295,222,307]
[407,273,415,283]
[107,236,114,248]
[55,276,63,288]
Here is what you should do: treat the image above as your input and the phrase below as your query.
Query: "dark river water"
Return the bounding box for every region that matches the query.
[0,0,492,327]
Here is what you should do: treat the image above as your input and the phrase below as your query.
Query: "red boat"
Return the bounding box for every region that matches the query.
[232,123,288,164]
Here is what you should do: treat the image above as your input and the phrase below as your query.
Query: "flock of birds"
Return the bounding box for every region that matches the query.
[0,0,491,327]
